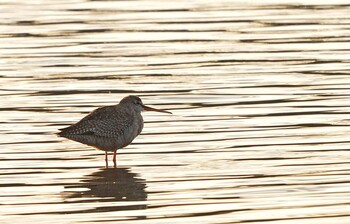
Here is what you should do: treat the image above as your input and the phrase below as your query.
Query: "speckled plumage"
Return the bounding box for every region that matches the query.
[58,95,171,167]
[58,96,143,151]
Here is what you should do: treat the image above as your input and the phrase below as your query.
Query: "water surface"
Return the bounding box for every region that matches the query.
[2,0,350,223]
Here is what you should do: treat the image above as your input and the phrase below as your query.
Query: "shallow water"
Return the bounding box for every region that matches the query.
[2,0,350,223]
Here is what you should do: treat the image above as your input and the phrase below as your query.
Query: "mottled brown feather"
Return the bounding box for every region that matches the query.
[58,97,144,151]
[59,105,133,137]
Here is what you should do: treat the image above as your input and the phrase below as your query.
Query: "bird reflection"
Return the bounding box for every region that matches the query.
[63,167,147,213]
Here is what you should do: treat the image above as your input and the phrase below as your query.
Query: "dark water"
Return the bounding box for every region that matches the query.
[2,0,350,223]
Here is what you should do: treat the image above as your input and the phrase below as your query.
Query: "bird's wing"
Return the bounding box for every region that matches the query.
[59,105,133,138]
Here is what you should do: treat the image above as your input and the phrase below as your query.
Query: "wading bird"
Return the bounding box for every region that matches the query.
[58,95,172,167]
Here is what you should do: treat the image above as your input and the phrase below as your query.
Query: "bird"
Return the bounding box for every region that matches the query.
[58,95,172,168]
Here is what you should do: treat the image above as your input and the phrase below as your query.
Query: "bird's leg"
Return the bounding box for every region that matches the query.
[113,150,117,168]
[105,151,108,168]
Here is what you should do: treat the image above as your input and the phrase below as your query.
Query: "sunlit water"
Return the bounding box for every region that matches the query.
[1,0,350,223]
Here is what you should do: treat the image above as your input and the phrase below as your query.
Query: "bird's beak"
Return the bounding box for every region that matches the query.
[142,105,172,114]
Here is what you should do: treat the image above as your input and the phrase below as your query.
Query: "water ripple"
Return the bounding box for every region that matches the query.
[1,1,350,224]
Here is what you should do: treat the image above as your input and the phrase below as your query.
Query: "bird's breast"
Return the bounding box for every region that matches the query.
[118,113,143,148]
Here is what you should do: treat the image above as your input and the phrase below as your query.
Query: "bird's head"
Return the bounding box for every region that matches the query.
[120,95,172,114]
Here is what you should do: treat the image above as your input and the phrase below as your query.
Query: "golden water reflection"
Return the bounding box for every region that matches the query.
[2,0,350,223]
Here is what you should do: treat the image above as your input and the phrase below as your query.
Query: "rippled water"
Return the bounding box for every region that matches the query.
[2,0,350,223]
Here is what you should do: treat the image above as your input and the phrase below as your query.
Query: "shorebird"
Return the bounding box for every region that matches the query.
[58,95,172,167]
